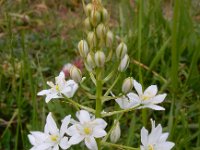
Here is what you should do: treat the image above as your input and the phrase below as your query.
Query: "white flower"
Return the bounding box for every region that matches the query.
[110,120,121,143]
[140,119,175,150]
[115,80,166,110]
[67,110,107,150]
[37,72,78,103]
[28,113,71,150]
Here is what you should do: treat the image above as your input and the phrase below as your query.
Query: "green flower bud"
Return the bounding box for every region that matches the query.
[122,77,134,94]
[96,23,106,39]
[85,3,93,17]
[70,65,82,83]
[95,51,105,67]
[116,42,127,59]
[106,30,114,47]
[87,32,97,49]
[86,53,96,69]
[101,8,109,23]
[110,120,121,143]
[84,18,92,31]
[90,9,101,27]
[118,54,130,72]
[78,40,89,58]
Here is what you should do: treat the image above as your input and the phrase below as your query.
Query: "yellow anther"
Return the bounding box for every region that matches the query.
[142,95,150,101]
[55,85,60,91]
[148,145,154,150]
[50,135,58,142]
[84,127,91,135]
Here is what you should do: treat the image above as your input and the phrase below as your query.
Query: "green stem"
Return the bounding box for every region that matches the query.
[102,105,140,117]
[63,96,95,113]
[102,142,139,150]
[95,68,103,149]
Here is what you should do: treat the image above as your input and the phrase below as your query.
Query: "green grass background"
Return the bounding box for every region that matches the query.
[0,0,200,149]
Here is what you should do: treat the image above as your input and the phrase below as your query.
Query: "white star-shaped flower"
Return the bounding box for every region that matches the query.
[37,72,78,103]
[67,110,107,150]
[28,113,71,150]
[115,80,166,110]
[140,119,175,150]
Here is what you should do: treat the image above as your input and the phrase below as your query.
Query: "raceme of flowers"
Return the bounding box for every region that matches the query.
[28,0,175,150]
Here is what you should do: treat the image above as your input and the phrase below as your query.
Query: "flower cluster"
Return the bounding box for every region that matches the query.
[115,79,167,110]
[28,110,107,150]
[28,0,175,150]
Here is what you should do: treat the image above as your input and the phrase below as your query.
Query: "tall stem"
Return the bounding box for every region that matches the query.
[95,68,103,149]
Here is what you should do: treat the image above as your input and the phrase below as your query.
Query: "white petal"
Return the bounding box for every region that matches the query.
[63,80,79,98]
[127,92,141,106]
[60,115,71,137]
[149,124,162,144]
[28,134,36,146]
[143,85,158,97]
[156,141,175,150]
[30,131,48,142]
[151,94,167,104]
[68,134,84,145]
[141,127,148,146]
[145,104,165,110]
[37,90,50,96]
[85,137,98,150]
[34,143,53,150]
[45,92,62,103]
[159,133,169,142]
[47,81,55,88]
[115,96,133,109]
[59,71,65,79]
[92,128,107,138]
[52,144,59,150]
[133,80,143,96]
[66,125,80,136]
[60,137,71,149]
[46,113,59,135]
[92,118,107,129]
[76,110,91,124]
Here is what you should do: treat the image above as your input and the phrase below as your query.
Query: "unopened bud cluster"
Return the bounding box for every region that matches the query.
[78,0,130,72]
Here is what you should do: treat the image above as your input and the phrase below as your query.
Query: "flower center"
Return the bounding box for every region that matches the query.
[55,85,60,91]
[148,145,154,150]
[141,95,150,101]
[50,135,59,142]
[84,127,92,135]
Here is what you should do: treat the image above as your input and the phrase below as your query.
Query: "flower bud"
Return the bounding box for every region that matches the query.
[101,8,109,23]
[122,77,134,94]
[110,120,121,143]
[85,3,93,16]
[90,9,101,27]
[96,23,106,39]
[94,51,105,67]
[106,30,114,47]
[70,65,82,83]
[84,18,92,31]
[78,40,89,58]
[118,54,130,72]
[86,53,96,69]
[87,32,97,49]
[116,42,127,59]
